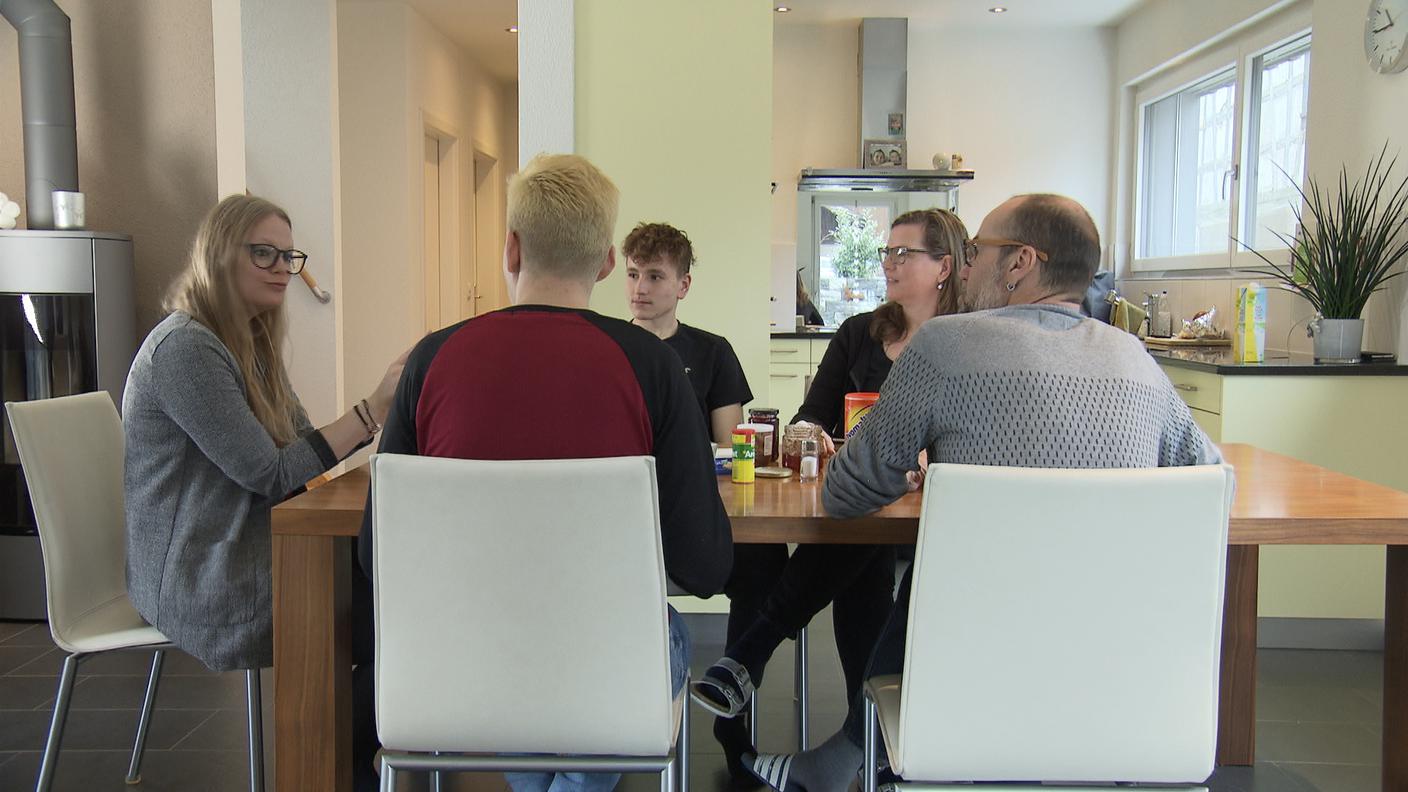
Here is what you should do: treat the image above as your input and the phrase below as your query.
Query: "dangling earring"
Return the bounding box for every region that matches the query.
[1005,282,1016,292]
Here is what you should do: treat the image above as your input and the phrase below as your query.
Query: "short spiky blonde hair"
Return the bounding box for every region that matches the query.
[507,154,620,280]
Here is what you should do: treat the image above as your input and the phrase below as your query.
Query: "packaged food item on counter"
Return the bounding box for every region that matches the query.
[731,426,756,484]
[1234,283,1267,363]
[1178,307,1223,339]
[843,392,880,438]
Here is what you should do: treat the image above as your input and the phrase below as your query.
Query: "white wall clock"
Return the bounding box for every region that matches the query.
[1366,0,1408,73]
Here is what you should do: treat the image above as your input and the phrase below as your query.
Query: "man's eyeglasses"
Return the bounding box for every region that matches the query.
[247,243,308,275]
[963,237,1049,263]
[877,246,944,263]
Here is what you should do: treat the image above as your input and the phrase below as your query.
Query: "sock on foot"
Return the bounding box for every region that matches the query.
[748,731,863,792]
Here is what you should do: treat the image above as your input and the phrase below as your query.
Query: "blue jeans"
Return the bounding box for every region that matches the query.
[504,606,691,792]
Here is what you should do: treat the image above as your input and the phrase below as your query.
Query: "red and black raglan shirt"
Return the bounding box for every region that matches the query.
[357,304,733,597]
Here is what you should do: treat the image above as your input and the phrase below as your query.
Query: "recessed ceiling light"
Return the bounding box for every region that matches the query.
[989,6,1008,12]
[506,25,519,33]
[775,5,790,12]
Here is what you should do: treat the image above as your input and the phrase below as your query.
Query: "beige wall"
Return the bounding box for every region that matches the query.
[0,0,218,335]
[769,19,1116,322]
[337,0,517,441]
[1113,0,1408,622]
[1113,0,1408,361]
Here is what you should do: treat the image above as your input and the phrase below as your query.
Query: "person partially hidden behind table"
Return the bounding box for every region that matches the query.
[744,194,1224,792]
[353,154,733,792]
[624,220,752,445]
[123,194,405,673]
[691,208,969,784]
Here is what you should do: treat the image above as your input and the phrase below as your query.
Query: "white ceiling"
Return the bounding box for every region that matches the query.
[389,0,1142,85]
[401,0,518,83]
[776,0,1146,28]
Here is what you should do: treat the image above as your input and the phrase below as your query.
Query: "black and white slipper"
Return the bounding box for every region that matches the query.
[688,657,755,718]
[744,751,797,791]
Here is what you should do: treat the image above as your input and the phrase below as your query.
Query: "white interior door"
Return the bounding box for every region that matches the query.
[423,134,442,332]
[473,149,502,315]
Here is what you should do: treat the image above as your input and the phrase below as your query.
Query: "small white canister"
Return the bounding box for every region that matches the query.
[52,191,85,230]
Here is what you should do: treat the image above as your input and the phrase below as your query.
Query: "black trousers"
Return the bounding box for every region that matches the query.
[724,542,896,704]
[841,560,913,746]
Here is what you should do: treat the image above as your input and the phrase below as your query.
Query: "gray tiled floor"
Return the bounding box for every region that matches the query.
[0,615,1386,791]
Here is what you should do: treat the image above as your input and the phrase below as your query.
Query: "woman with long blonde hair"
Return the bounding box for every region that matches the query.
[123,194,404,674]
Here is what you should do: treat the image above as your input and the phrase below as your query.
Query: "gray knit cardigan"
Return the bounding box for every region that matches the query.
[123,312,336,671]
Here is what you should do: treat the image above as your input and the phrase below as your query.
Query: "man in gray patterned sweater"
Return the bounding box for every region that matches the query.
[747,194,1222,792]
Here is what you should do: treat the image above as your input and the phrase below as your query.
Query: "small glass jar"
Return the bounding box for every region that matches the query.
[780,423,814,473]
[799,438,820,482]
[747,408,780,465]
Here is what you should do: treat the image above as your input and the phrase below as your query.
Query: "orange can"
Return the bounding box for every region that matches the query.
[844,392,880,438]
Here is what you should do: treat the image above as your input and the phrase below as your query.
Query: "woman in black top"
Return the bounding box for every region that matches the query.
[698,209,970,780]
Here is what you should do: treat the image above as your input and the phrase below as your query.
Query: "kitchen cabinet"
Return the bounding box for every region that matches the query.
[768,335,834,421]
[1153,351,1408,631]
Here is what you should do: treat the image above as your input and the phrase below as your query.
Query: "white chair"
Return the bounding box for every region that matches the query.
[862,463,1235,791]
[5,392,266,792]
[370,453,690,791]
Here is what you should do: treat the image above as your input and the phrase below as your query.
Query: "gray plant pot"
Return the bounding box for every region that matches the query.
[1309,317,1364,363]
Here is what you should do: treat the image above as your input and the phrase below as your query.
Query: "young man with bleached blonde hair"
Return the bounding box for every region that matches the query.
[353,154,733,792]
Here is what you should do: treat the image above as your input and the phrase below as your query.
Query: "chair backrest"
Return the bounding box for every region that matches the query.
[5,392,129,652]
[897,463,1235,784]
[371,453,674,756]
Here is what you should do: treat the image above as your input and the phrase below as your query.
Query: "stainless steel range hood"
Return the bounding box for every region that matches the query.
[797,18,974,190]
[799,167,973,193]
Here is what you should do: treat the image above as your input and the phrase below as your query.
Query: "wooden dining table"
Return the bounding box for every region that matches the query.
[270,443,1408,792]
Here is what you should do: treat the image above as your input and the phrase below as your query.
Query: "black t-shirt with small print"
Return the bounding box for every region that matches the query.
[663,322,754,420]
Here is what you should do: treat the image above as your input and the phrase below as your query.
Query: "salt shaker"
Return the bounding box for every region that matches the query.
[799,438,819,482]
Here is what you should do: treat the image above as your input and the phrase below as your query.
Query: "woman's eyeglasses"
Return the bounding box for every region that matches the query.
[248,244,308,275]
[877,246,945,263]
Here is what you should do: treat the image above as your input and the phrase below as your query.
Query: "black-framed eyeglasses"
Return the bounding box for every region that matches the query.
[877,246,944,263]
[247,243,308,274]
[963,237,1049,263]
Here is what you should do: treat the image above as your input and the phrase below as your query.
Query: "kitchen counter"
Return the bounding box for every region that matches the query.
[770,329,837,339]
[1148,347,1408,376]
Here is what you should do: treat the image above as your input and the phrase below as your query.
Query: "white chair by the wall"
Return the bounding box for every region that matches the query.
[371,453,690,791]
[861,463,1235,792]
[6,392,266,792]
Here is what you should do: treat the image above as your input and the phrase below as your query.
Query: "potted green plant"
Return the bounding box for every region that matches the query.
[1242,146,1408,362]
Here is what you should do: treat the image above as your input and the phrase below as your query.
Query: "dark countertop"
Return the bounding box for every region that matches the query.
[771,330,838,340]
[1148,347,1408,376]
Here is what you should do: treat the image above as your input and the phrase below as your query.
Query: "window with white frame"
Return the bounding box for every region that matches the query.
[1131,21,1311,270]
[1243,36,1312,250]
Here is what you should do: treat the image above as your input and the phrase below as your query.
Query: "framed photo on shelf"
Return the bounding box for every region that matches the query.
[862,139,906,169]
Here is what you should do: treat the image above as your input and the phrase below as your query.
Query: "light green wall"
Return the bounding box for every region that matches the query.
[574,0,774,409]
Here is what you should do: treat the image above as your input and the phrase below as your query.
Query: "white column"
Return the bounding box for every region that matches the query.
[517,0,575,164]
[241,0,344,423]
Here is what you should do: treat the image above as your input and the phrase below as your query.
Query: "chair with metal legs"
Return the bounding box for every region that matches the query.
[744,626,810,751]
[371,454,691,791]
[860,464,1235,791]
[7,393,266,792]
